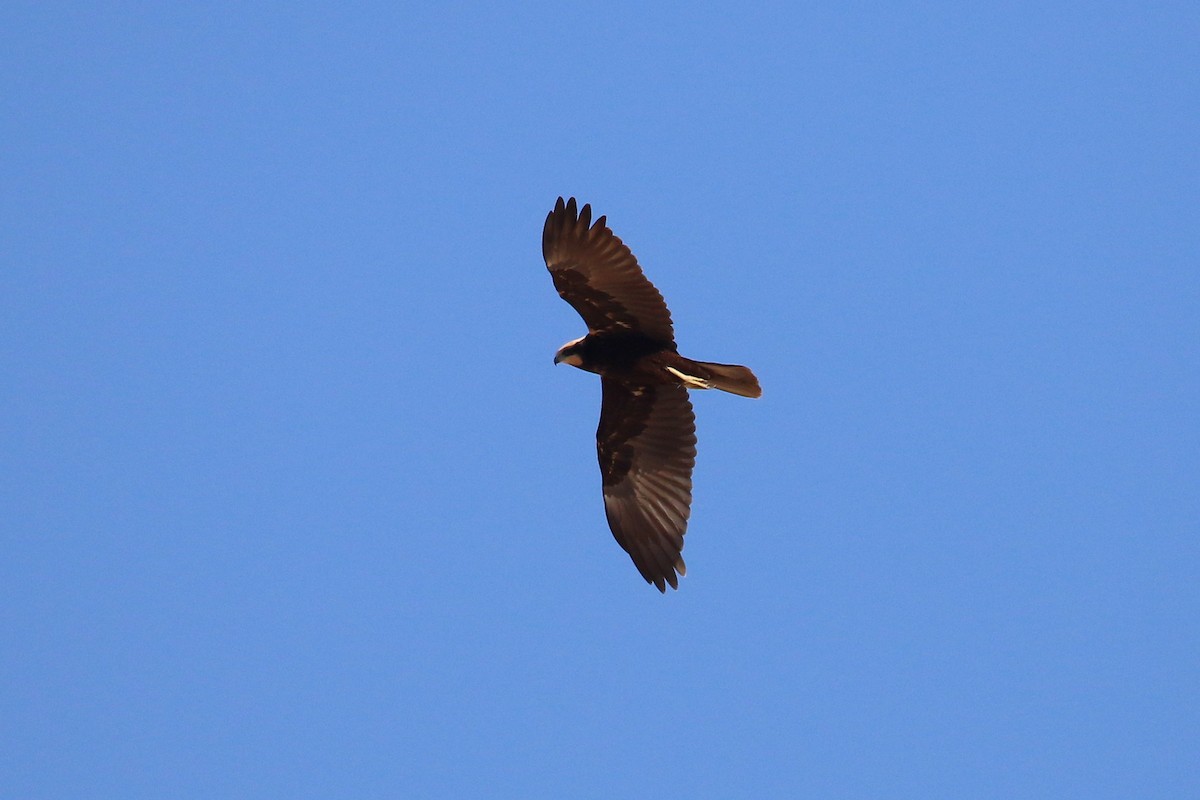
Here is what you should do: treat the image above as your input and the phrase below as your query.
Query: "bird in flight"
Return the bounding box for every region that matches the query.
[543,197,761,592]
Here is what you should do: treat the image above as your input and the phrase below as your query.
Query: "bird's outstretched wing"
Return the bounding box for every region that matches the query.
[543,196,675,344]
[597,378,696,591]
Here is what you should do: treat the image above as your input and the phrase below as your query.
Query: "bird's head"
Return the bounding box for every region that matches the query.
[553,336,585,367]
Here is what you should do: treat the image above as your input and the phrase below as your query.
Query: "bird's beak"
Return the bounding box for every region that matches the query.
[553,352,562,365]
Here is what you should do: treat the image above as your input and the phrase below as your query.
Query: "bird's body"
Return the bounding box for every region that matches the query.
[543,197,760,591]
[556,330,761,396]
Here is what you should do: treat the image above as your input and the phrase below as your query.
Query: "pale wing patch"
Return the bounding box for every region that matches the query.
[665,365,712,390]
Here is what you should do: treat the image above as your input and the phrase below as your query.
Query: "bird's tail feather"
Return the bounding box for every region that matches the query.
[693,361,762,398]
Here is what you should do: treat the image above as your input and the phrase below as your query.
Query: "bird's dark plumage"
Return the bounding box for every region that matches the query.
[598,379,696,591]
[543,197,760,592]
[542,197,675,345]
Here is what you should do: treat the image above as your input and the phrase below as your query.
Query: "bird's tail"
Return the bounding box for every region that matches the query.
[691,361,762,398]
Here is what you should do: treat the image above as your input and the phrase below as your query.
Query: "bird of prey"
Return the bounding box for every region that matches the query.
[543,196,761,592]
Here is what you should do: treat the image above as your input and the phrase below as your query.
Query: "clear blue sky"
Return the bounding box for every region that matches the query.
[3,3,1197,798]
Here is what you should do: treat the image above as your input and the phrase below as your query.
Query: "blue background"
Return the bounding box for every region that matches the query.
[3,3,1197,797]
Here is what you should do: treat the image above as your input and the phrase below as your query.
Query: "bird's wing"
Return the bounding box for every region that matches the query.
[543,196,675,344]
[597,378,696,591]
